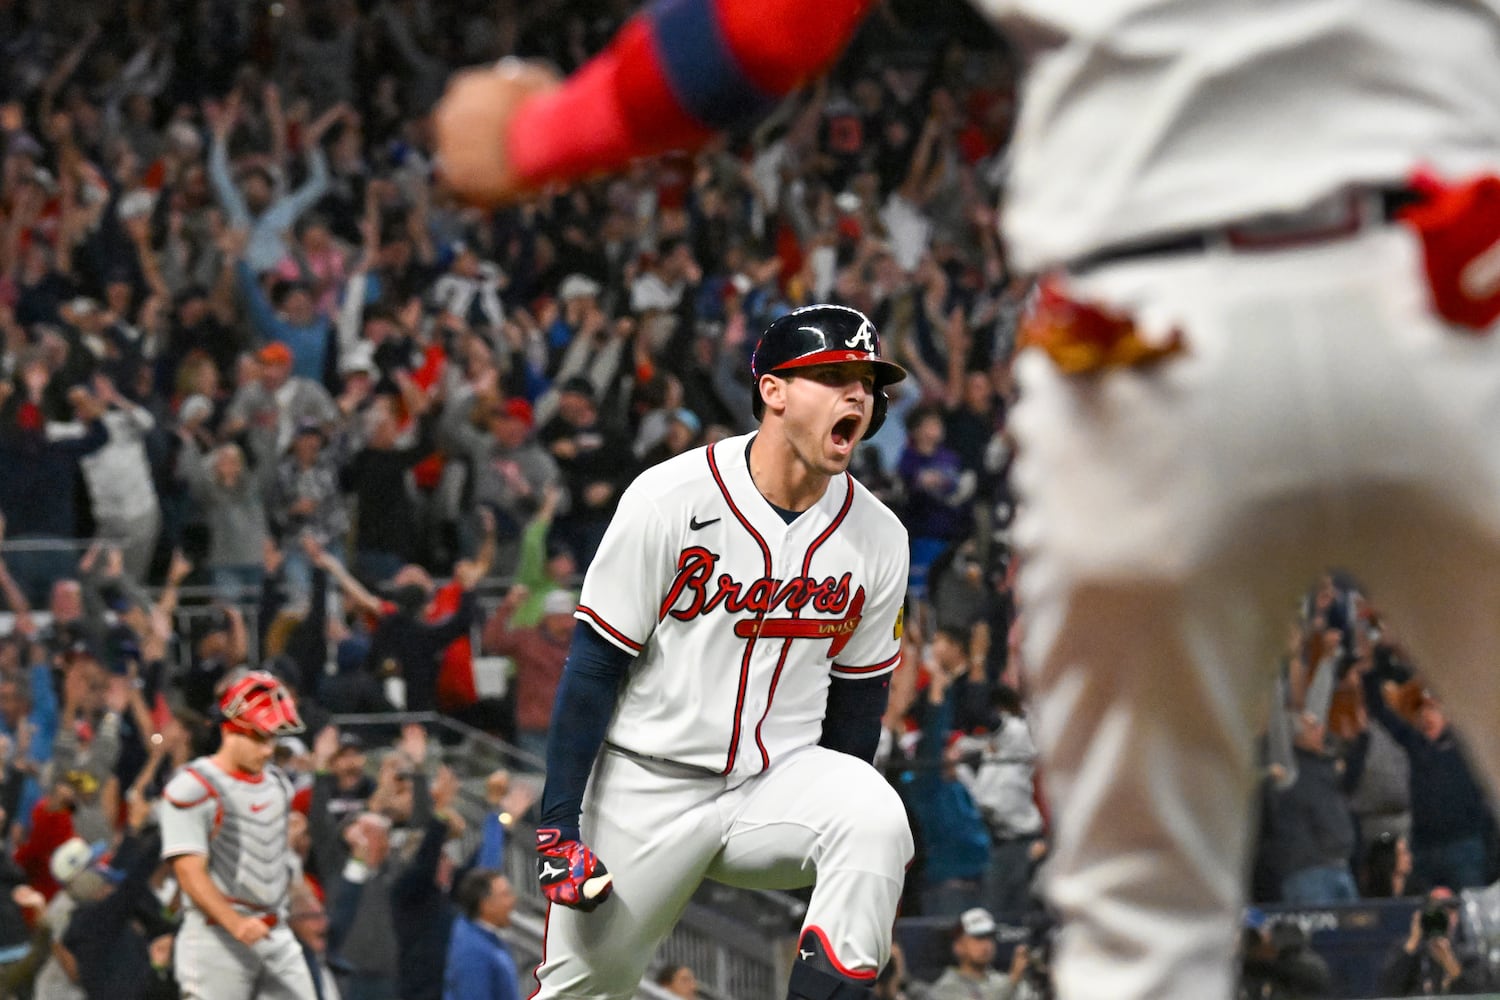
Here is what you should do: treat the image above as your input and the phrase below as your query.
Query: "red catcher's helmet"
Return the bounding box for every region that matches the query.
[219,671,304,738]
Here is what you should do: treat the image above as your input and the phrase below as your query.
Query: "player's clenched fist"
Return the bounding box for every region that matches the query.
[536,827,614,911]
[229,913,271,947]
[433,59,559,208]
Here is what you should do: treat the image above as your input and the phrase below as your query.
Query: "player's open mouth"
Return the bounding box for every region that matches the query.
[831,415,861,450]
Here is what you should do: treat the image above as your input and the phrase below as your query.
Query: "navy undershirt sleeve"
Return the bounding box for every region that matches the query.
[537,621,636,837]
[819,673,891,763]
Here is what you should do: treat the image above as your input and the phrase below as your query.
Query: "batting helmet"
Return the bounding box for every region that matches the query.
[219,670,305,738]
[750,305,907,435]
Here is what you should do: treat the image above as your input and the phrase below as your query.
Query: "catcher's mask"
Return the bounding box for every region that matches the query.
[219,670,305,739]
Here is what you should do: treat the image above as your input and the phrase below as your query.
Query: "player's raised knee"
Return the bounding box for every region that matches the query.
[823,771,912,864]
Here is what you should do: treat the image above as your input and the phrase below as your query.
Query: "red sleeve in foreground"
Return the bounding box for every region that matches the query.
[508,0,875,189]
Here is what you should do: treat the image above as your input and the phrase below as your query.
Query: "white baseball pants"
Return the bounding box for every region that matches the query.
[174,910,318,1000]
[1010,223,1500,1000]
[532,744,913,999]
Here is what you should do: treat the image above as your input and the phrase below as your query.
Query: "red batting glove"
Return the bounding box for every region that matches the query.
[536,827,614,911]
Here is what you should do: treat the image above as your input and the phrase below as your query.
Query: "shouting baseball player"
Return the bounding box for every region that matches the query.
[160,670,317,1000]
[438,1,1500,997]
[529,305,911,999]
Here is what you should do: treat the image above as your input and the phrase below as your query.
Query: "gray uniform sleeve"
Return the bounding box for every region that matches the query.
[159,767,219,859]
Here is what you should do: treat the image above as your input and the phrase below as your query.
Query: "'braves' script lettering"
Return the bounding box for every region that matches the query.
[660,548,864,656]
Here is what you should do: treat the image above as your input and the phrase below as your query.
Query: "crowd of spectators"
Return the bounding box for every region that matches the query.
[0,0,1494,997]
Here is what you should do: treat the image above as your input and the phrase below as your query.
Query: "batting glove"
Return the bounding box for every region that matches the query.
[536,826,614,911]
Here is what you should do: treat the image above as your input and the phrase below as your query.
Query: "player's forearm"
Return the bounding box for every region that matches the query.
[324,555,382,616]
[172,855,248,929]
[507,0,874,190]
[819,674,890,764]
[538,623,633,833]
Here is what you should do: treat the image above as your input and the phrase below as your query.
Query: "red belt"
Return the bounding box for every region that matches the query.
[206,912,279,929]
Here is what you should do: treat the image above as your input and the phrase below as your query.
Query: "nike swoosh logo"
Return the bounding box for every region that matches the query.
[799,949,815,961]
[540,861,567,880]
[689,516,721,531]
[250,801,271,813]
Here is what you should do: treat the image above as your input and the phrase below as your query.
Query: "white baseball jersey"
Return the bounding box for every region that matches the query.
[977,0,1500,270]
[160,757,297,915]
[576,432,909,781]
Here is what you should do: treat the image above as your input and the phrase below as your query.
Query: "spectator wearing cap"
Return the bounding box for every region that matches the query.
[640,407,703,467]
[1357,657,1495,892]
[441,869,518,1000]
[222,341,339,475]
[439,390,562,543]
[630,372,687,461]
[629,238,700,343]
[77,375,160,582]
[35,836,110,1000]
[928,908,1029,1000]
[538,376,638,568]
[61,810,178,1000]
[429,243,505,333]
[336,344,380,403]
[481,584,576,761]
[545,273,604,362]
[316,633,396,720]
[534,292,632,432]
[303,730,377,839]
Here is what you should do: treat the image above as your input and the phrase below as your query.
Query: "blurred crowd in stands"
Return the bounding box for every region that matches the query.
[0,0,1495,997]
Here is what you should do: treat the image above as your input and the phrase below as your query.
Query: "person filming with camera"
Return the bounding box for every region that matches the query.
[1379,888,1492,995]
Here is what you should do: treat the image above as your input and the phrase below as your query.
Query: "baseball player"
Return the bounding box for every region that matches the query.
[160,670,317,1000]
[437,3,1500,1000]
[530,305,912,1000]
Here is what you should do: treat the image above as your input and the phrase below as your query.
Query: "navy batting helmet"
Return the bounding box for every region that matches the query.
[750,305,906,435]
